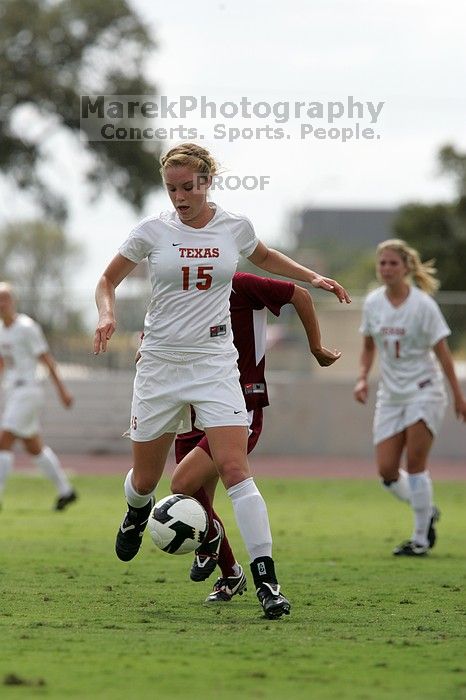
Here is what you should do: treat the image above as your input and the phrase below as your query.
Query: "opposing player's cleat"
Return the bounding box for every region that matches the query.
[115,498,154,562]
[256,582,291,619]
[204,566,247,603]
[427,506,440,549]
[393,540,429,556]
[190,519,223,582]
[55,490,78,511]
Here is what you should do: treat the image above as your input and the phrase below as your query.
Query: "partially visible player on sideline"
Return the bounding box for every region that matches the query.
[0,282,77,510]
[353,240,466,556]
[94,142,351,619]
[171,271,341,603]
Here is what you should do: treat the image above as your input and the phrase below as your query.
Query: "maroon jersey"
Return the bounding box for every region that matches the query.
[231,272,294,410]
[174,272,294,463]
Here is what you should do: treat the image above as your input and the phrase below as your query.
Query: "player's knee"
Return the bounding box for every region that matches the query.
[378,463,399,482]
[0,432,16,450]
[216,460,249,489]
[24,443,41,456]
[170,471,192,495]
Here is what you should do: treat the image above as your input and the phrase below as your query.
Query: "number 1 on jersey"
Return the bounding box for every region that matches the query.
[181,266,213,291]
[384,338,401,359]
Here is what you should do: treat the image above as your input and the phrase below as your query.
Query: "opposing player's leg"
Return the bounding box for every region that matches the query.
[205,566,247,603]
[205,425,290,619]
[24,435,77,510]
[172,445,240,584]
[116,434,174,561]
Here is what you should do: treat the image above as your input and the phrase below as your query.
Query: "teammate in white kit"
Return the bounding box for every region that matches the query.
[171,272,341,603]
[0,283,77,510]
[353,240,466,556]
[94,142,351,619]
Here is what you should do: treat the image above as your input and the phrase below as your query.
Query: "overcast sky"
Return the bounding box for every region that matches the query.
[1,0,465,311]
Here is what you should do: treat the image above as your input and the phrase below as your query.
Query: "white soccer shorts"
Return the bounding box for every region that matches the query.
[373,398,447,445]
[129,350,249,442]
[1,384,44,438]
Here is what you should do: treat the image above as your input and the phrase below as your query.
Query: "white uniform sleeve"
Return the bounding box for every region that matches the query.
[235,216,259,258]
[119,223,154,263]
[29,321,49,356]
[422,297,451,346]
[359,297,372,336]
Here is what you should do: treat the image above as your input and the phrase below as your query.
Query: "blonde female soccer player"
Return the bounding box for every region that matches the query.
[94,142,350,618]
[353,239,466,556]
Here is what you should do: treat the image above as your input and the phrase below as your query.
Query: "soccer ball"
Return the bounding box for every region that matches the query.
[147,494,208,555]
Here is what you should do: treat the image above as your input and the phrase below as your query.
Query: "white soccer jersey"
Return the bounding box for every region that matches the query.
[119,203,259,353]
[360,286,450,403]
[0,314,49,390]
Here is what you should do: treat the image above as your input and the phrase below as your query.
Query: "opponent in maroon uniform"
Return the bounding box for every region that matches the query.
[171,272,341,602]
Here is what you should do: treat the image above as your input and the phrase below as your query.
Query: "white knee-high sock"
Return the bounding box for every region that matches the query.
[383,468,411,503]
[227,477,272,562]
[124,469,154,508]
[33,446,72,496]
[0,450,14,497]
[408,471,433,547]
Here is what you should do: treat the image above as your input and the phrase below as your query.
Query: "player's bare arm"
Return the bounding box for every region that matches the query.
[353,335,375,404]
[433,339,466,421]
[39,352,73,408]
[290,285,341,366]
[94,254,137,354]
[248,241,351,304]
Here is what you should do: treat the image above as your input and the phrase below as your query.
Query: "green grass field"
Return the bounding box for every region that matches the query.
[1,474,465,700]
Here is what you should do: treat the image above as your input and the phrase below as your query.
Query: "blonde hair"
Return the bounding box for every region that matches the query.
[159,143,218,178]
[376,239,440,294]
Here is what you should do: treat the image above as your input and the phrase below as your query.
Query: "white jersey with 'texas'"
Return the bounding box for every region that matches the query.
[119,204,259,354]
[0,314,49,391]
[360,285,450,404]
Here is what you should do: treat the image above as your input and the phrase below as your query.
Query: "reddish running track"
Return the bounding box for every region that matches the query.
[13,453,465,480]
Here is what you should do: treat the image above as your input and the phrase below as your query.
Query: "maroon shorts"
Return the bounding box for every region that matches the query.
[174,407,263,464]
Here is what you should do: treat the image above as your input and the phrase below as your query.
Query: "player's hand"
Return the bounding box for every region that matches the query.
[60,389,74,408]
[353,378,369,404]
[454,396,466,422]
[310,275,351,304]
[94,316,116,354]
[312,346,342,367]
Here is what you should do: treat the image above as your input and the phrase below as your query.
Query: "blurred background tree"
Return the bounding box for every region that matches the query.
[305,144,466,350]
[393,144,466,349]
[0,0,162,222]
[394,145,466,292]
[328,145,466,294]
[0,220,84,333]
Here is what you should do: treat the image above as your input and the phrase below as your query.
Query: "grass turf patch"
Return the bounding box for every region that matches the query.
[0,475,465,699]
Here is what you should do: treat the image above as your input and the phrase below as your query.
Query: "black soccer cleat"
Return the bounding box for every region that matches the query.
[393,540,429,556]
[427,506,440,549]
[115,498,154,562]
[256,582,291,619]
[190,519,223,582]
[205,566,247,603]
[55,490,78,511]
